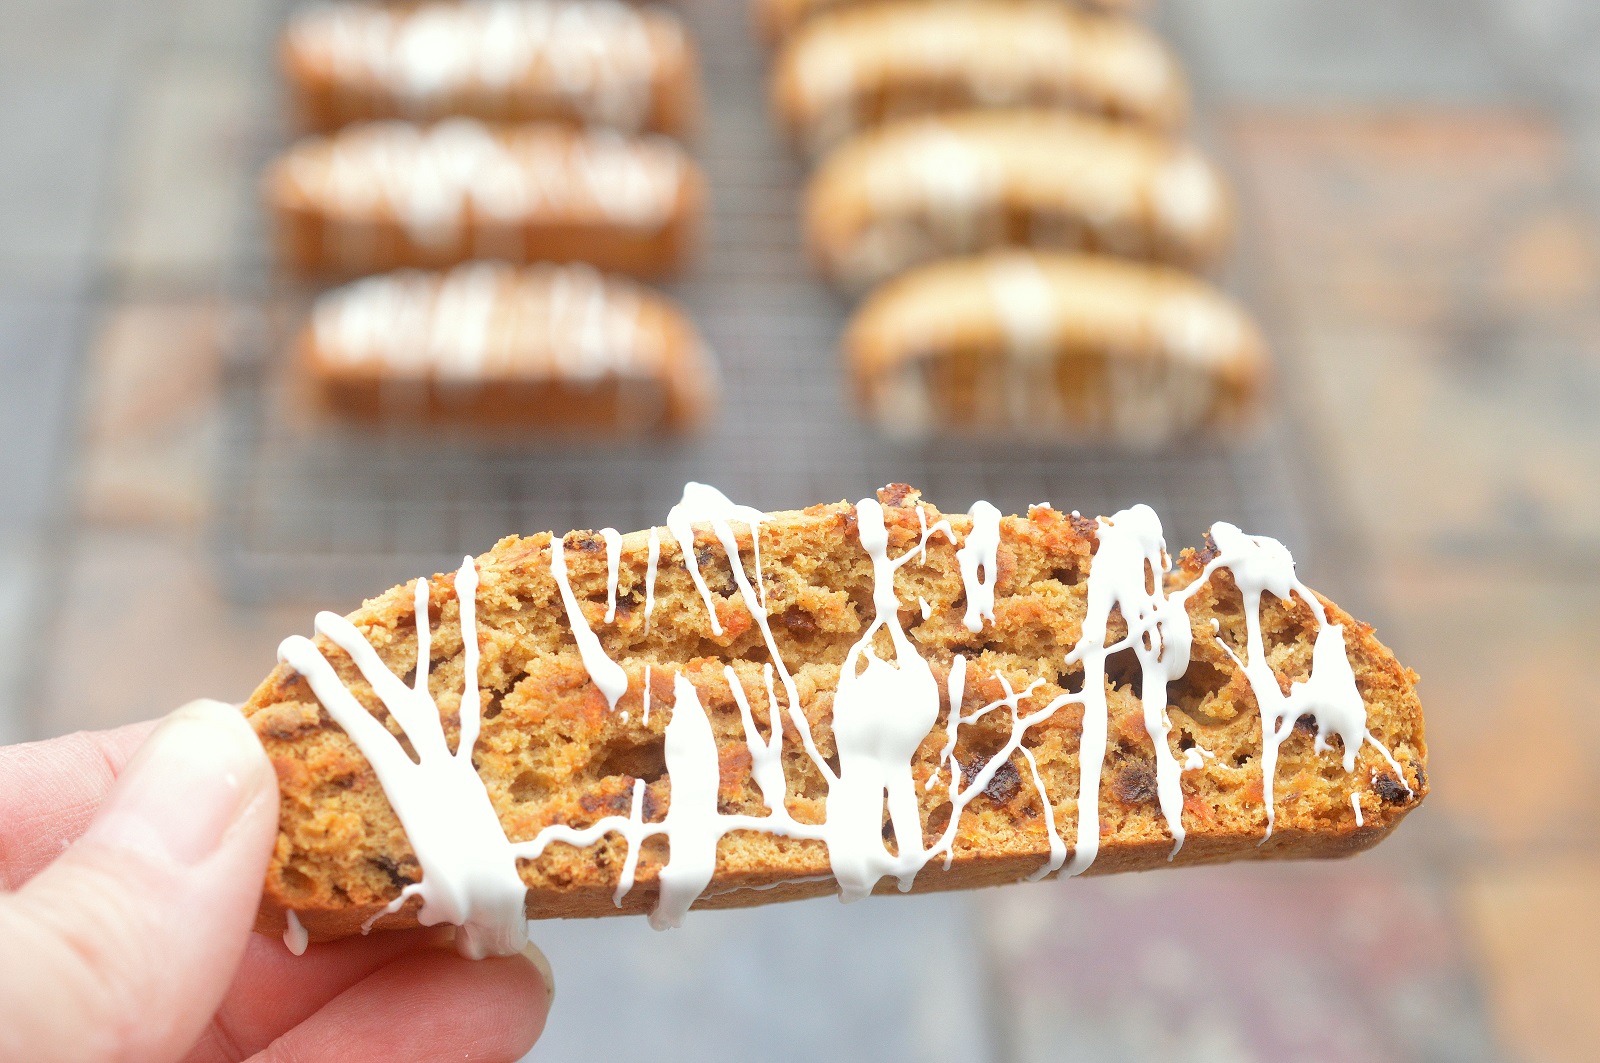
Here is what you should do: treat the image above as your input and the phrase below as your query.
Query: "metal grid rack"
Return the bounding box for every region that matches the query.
[214,0,1311,605]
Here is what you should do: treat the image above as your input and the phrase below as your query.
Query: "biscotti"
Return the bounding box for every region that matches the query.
[299,262,716,432]
[845,250,1266,441]
[265,119,704,278]
[283,0,701,137]
[771,1,1187,157]
[753,0,1143,45]
[806,110,1232,290]
[246,483,1425,957]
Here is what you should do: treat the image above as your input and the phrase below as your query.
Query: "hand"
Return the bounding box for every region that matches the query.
[0,700,552,1063]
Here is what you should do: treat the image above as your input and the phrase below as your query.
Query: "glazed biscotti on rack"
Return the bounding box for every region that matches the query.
[265,119,703,278]
[771,0,1187,156]
[752,0,1142,45]
[246,484,1425,957]
[806,110,1232,290]
[300,262,716,432]
[845,250,1266,441]
[284,0,701,137]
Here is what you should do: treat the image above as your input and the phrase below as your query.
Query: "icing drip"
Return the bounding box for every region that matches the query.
[643,527,660,630]
[822,498,951,899]
[1196,523,1410,837]
[278,558,531,959]
[600,527,622,622]
[1351,794,1364,827]
[283,910,309,956]
[549,536,629,711]
[955,500,1002,633]
[279,486,1412,952]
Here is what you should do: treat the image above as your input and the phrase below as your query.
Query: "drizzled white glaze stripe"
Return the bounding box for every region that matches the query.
[277,486,1413,957]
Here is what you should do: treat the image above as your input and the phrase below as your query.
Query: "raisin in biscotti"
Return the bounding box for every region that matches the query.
[246,485,1425,958]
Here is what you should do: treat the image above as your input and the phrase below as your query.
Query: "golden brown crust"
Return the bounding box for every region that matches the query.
[264,122,704,280]
[246,488,1425,943]
[282,2,702,138]
[770,1,1188,157]
[844,250,1268,439]
[806,110,1233,290]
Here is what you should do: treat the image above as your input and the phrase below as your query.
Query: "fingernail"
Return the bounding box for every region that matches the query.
[521,938,555,1008]
[86,699,275,867]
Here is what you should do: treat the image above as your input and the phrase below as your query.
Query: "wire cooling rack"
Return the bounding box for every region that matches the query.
[213,0,1313,605]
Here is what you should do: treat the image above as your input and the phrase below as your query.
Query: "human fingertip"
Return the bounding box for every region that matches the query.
[83,698,275,867]
[520,936,555,1008]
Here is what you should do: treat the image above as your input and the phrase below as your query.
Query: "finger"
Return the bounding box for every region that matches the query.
[0,720,157,888]
[181,927,455,1063]
[253,945,551,1063]
[0,700,278,1063]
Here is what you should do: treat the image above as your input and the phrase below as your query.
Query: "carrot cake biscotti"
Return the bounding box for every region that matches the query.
[265,119,704,279]
[300,261,716,433]
[246,483,1425,959]
[806,109,1232,291]
[845,250,1266,441]
[771,1,1188,157]
[284,0,701,137]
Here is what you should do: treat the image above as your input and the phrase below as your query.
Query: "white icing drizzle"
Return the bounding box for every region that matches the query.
[1351,793,1364,827]
[283,910,309,956]
[278,559,531,959]
[1196,523,1411,837]
[955,500,1001,633]
[549,535,628,712]
[289,0,670,133]
[280,119,686,245]
[600,527,622,622]
[919,596,932,620]
[277,487,1414,955]
[643,527,660,631]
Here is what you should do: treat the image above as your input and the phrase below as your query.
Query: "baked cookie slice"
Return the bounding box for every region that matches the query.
[752,0,1143,46]
[283,0,701,137]
[299,261,716,433]
[265,119,703,279]
[771,0,1187,157]
[845,250,1266,442]
[247,484,1425,958]
[806,109,1232,291]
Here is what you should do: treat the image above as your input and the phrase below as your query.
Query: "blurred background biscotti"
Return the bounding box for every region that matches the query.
[283,0,703,137]
[4,0,1597,1059]
[767,0,1261,441]
[264,0,716,431]
[266,120,705,278]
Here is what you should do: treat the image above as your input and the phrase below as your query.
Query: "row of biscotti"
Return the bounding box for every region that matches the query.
[270,0,717,434]
[762,0,1271,443]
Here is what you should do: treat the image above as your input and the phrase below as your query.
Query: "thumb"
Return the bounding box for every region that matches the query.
[0,700,279,1063]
